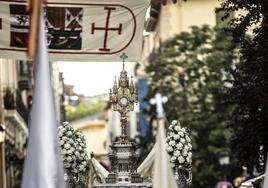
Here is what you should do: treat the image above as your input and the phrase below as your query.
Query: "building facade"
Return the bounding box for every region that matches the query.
[143,0,222,60]
[0,59,65,188]
[0,59,32,188]
[70,112,109,161]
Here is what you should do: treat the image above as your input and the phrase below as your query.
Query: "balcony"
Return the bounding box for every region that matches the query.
[3,86,16,110]
[2,85,29,123]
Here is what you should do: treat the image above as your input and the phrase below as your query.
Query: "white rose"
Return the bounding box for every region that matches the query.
[178,131,184,137]
[65,163,71,168]
[61,149,67,155]
[80,142,85,146]
[73,154,78,160]
[184,145,189,151]
[78,164,84,171]
[169,125,174,130]
[186,135,191,142]
[173,134,180,140]
[188,152,192,158]
[67,131,72,136]
[169,140,176,146]
[182,150,188,157]
[72,163,77,168]
[188,143,192,149]
[84,154,89,161]
[181,128,186,132]
[174,150,181,157]
[60,140,65,146]
[178,156,185,164]
[66,156,72,162]
[169,132,175,136]
[186,156,192,163]
[174,125,181,131]
[171,120,178,125]
[75,151,80,157]
[58,130,63,137]
[180,138,186,144]
[67,149,72,154]
[167,146,173,152]
[171,156,176,162]
[176,143,183,150]
[81,152,86,157]
[64,143,71,150]
[62,122,69,126]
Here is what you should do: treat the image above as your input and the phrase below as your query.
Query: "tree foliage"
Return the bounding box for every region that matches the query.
[219,1,268,175]
[145,25,239,188]
[66,100,105,122]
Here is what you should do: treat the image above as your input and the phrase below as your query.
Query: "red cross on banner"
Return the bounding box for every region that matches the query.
[91,7,122,52]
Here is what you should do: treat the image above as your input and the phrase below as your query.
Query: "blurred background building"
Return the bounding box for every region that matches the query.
[0,59,65,188]
[136,0,230,139]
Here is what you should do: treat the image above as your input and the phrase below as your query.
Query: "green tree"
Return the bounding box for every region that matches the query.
[219,1,268,176]
[145,25,239,188]
[66,99,105,122]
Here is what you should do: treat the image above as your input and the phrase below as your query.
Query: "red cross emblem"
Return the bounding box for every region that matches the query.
[91,7,122,52]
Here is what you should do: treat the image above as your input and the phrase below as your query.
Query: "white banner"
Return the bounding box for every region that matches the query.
[0,0,149,62]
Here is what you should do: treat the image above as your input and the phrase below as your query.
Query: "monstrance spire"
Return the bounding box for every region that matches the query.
[109,53,137,142]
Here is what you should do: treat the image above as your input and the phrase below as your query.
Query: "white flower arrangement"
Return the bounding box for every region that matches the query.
[166,120,192,168]
[58,122,89,176]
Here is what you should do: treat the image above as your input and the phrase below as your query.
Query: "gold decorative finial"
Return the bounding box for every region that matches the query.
[109,53,137,142]
[120,53,128,62]
[120,53,128,70]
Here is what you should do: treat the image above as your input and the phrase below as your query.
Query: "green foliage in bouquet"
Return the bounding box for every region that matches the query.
[58,122,90,176]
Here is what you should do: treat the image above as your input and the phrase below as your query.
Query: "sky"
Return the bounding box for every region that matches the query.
[57,61,134,97]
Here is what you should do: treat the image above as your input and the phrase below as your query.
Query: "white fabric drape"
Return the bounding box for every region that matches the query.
[87,157,109,187]
[21,8,65,188]
[153,120,178,188]
[137,144,156,182]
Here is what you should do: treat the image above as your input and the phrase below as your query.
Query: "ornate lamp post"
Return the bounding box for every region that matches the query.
[219,152,230,180]
[219,153,230,166]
